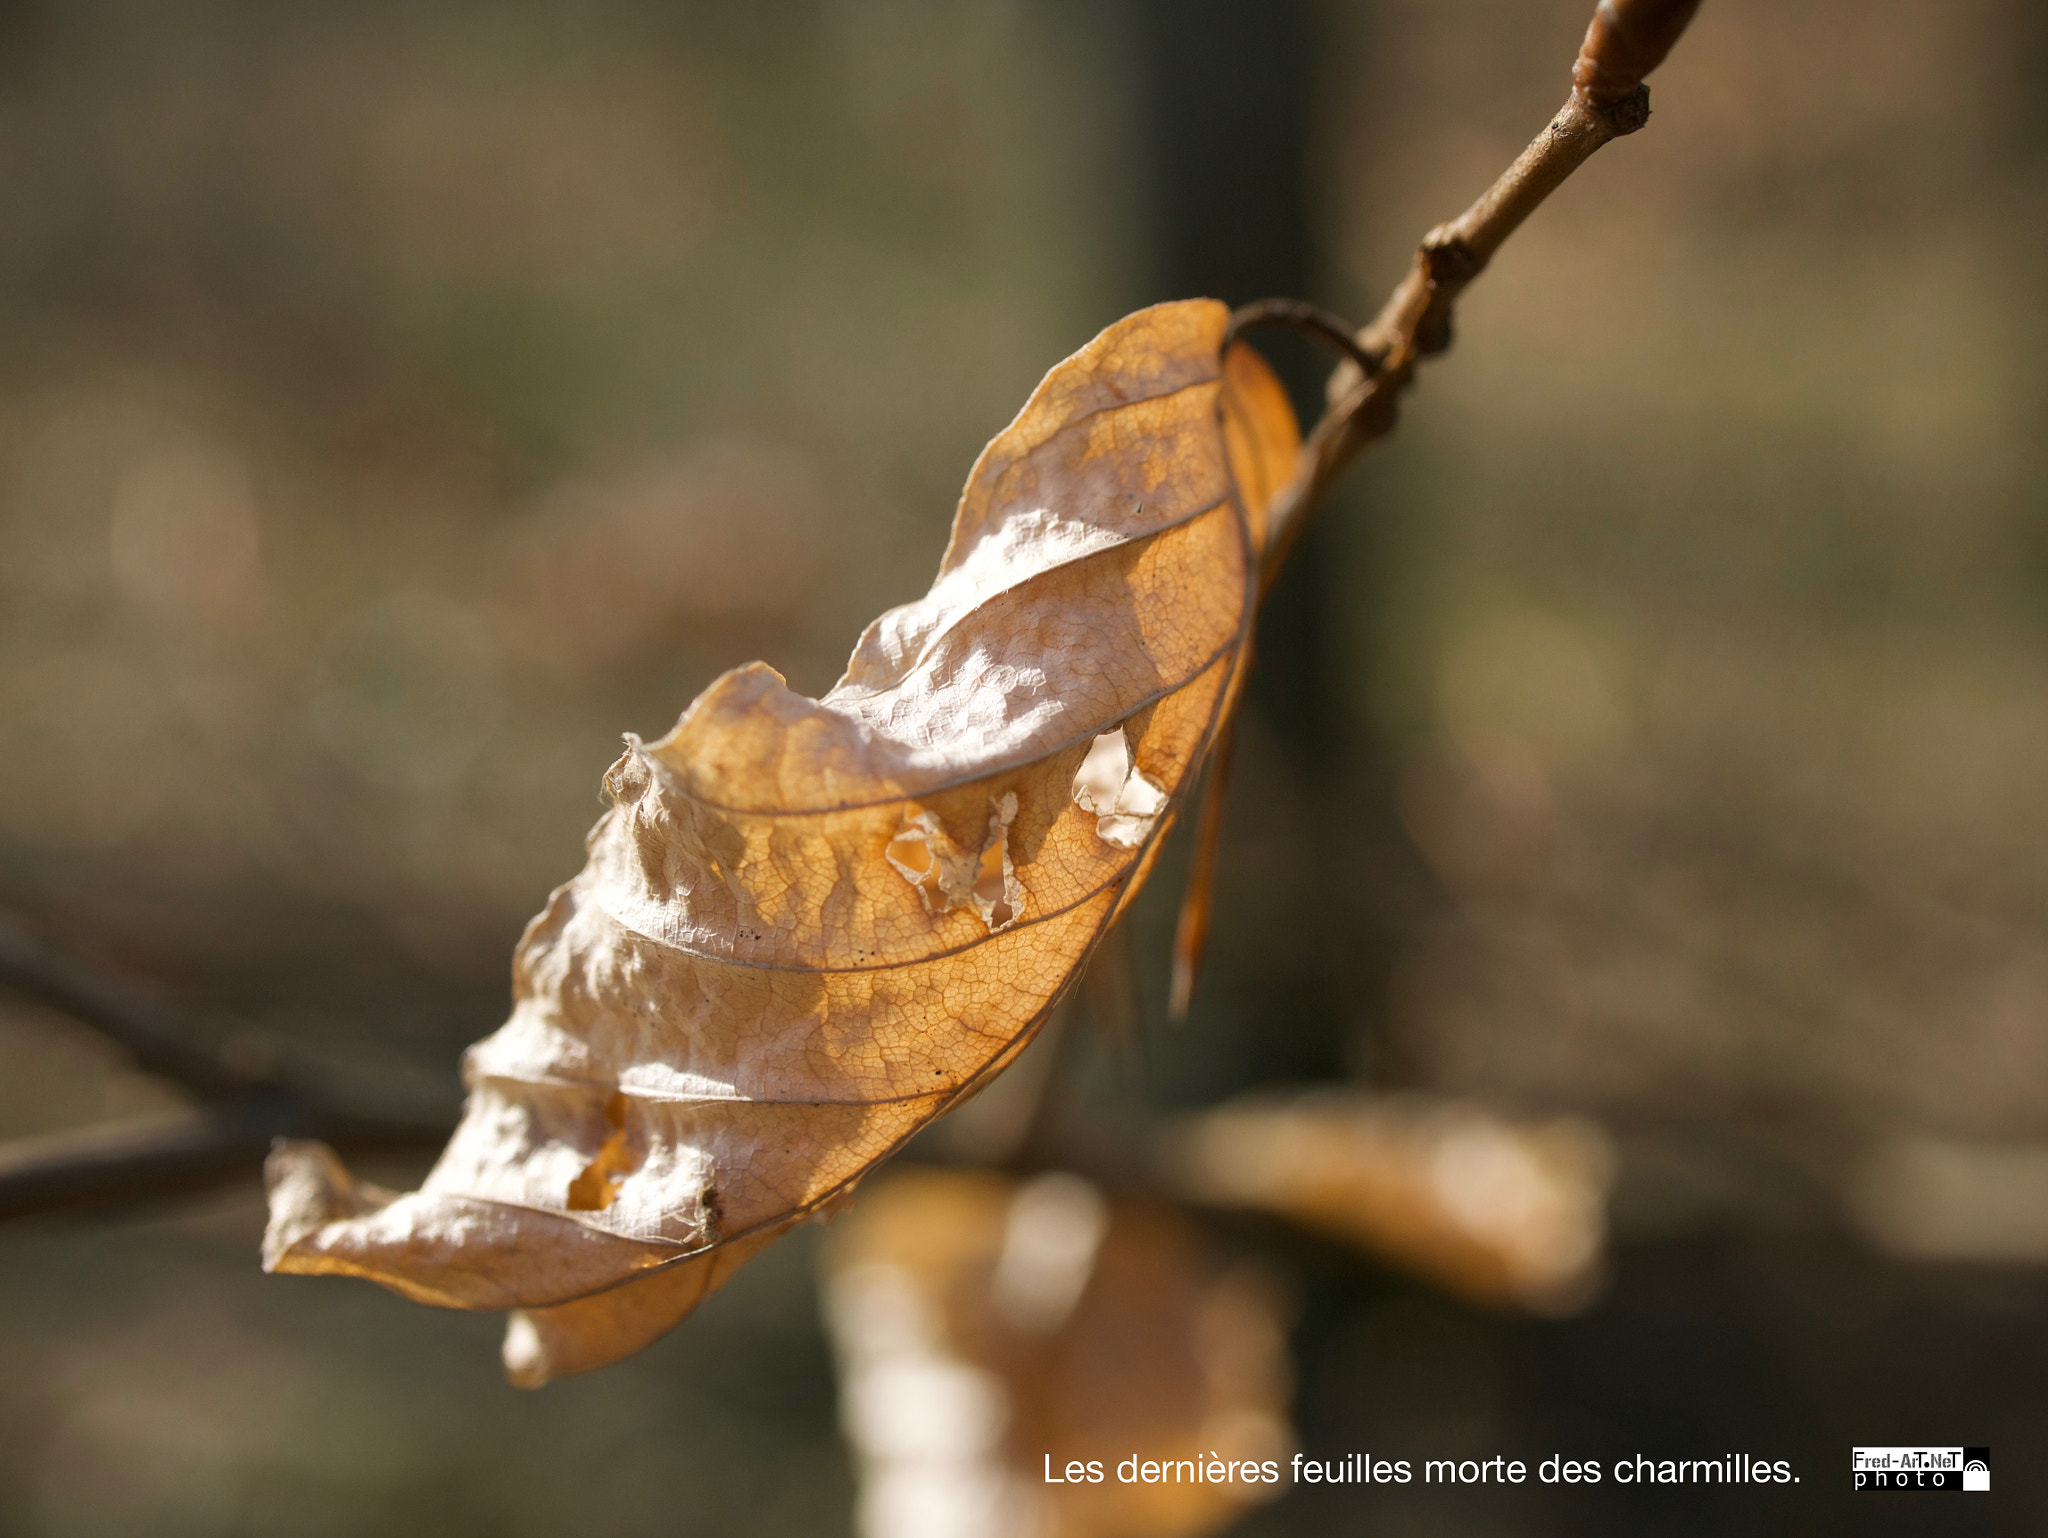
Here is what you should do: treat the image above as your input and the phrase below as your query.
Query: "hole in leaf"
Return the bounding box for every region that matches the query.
[884,797,1022,932]
[884,828,935,880]
[976,792,1021,932]
[566,1090,632,1212]
[883,811,944,904]
[1071,726,1167,847]
[975,839,1012,928]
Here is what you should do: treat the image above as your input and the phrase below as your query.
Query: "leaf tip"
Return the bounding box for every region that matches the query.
[260,1138,394,1274]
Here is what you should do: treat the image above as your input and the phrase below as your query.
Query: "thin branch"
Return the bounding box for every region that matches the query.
[1262,0,1703,581]
[0,910,271,1102]
[0,909,454,1221]
[0,1099,448,1222]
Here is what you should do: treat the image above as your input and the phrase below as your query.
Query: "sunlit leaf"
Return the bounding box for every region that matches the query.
[262,300,1300,1383]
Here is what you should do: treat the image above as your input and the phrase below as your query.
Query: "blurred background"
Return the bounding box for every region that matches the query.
[2,0,2045,1533]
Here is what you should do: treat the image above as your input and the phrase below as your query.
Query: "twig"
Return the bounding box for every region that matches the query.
[0,911,271,1101]
[1261,0,1703,581]
[0,1101,450,1222]
[0,910,453,1221]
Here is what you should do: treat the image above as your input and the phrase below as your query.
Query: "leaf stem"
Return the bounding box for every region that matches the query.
[1223,299,1384,382]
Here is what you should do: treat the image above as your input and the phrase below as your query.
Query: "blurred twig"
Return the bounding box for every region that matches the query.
[0,908,1625,1316]
[0,910,271,1100]
[0,911,451,1221]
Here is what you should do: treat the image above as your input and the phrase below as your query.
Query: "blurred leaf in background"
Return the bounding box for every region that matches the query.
[823,1169,1293,1538]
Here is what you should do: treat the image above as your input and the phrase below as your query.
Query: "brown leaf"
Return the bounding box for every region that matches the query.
[1164,1088,1616,1313]
[262,300,1300,1383]
[822,1168,1293,1538]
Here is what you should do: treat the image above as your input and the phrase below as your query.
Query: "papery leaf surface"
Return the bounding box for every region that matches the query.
[263,299,1299,1383]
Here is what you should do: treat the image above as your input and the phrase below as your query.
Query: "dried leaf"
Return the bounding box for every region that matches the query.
[1164,1088,1615,1313]
[262,300,1300,1383]
[822,1168,1293,1538]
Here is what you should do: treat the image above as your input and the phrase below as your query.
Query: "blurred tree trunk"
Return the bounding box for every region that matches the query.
[1120,0,1402,1086]
[1122,0,1335,767]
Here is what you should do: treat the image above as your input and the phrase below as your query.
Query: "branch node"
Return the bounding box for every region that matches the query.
[1422,233,1484,296]
[1413,233,1484,357]
[1585,82,1652,137]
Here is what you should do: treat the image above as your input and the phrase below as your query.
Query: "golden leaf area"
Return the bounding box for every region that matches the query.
[262,301,1301,1387]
